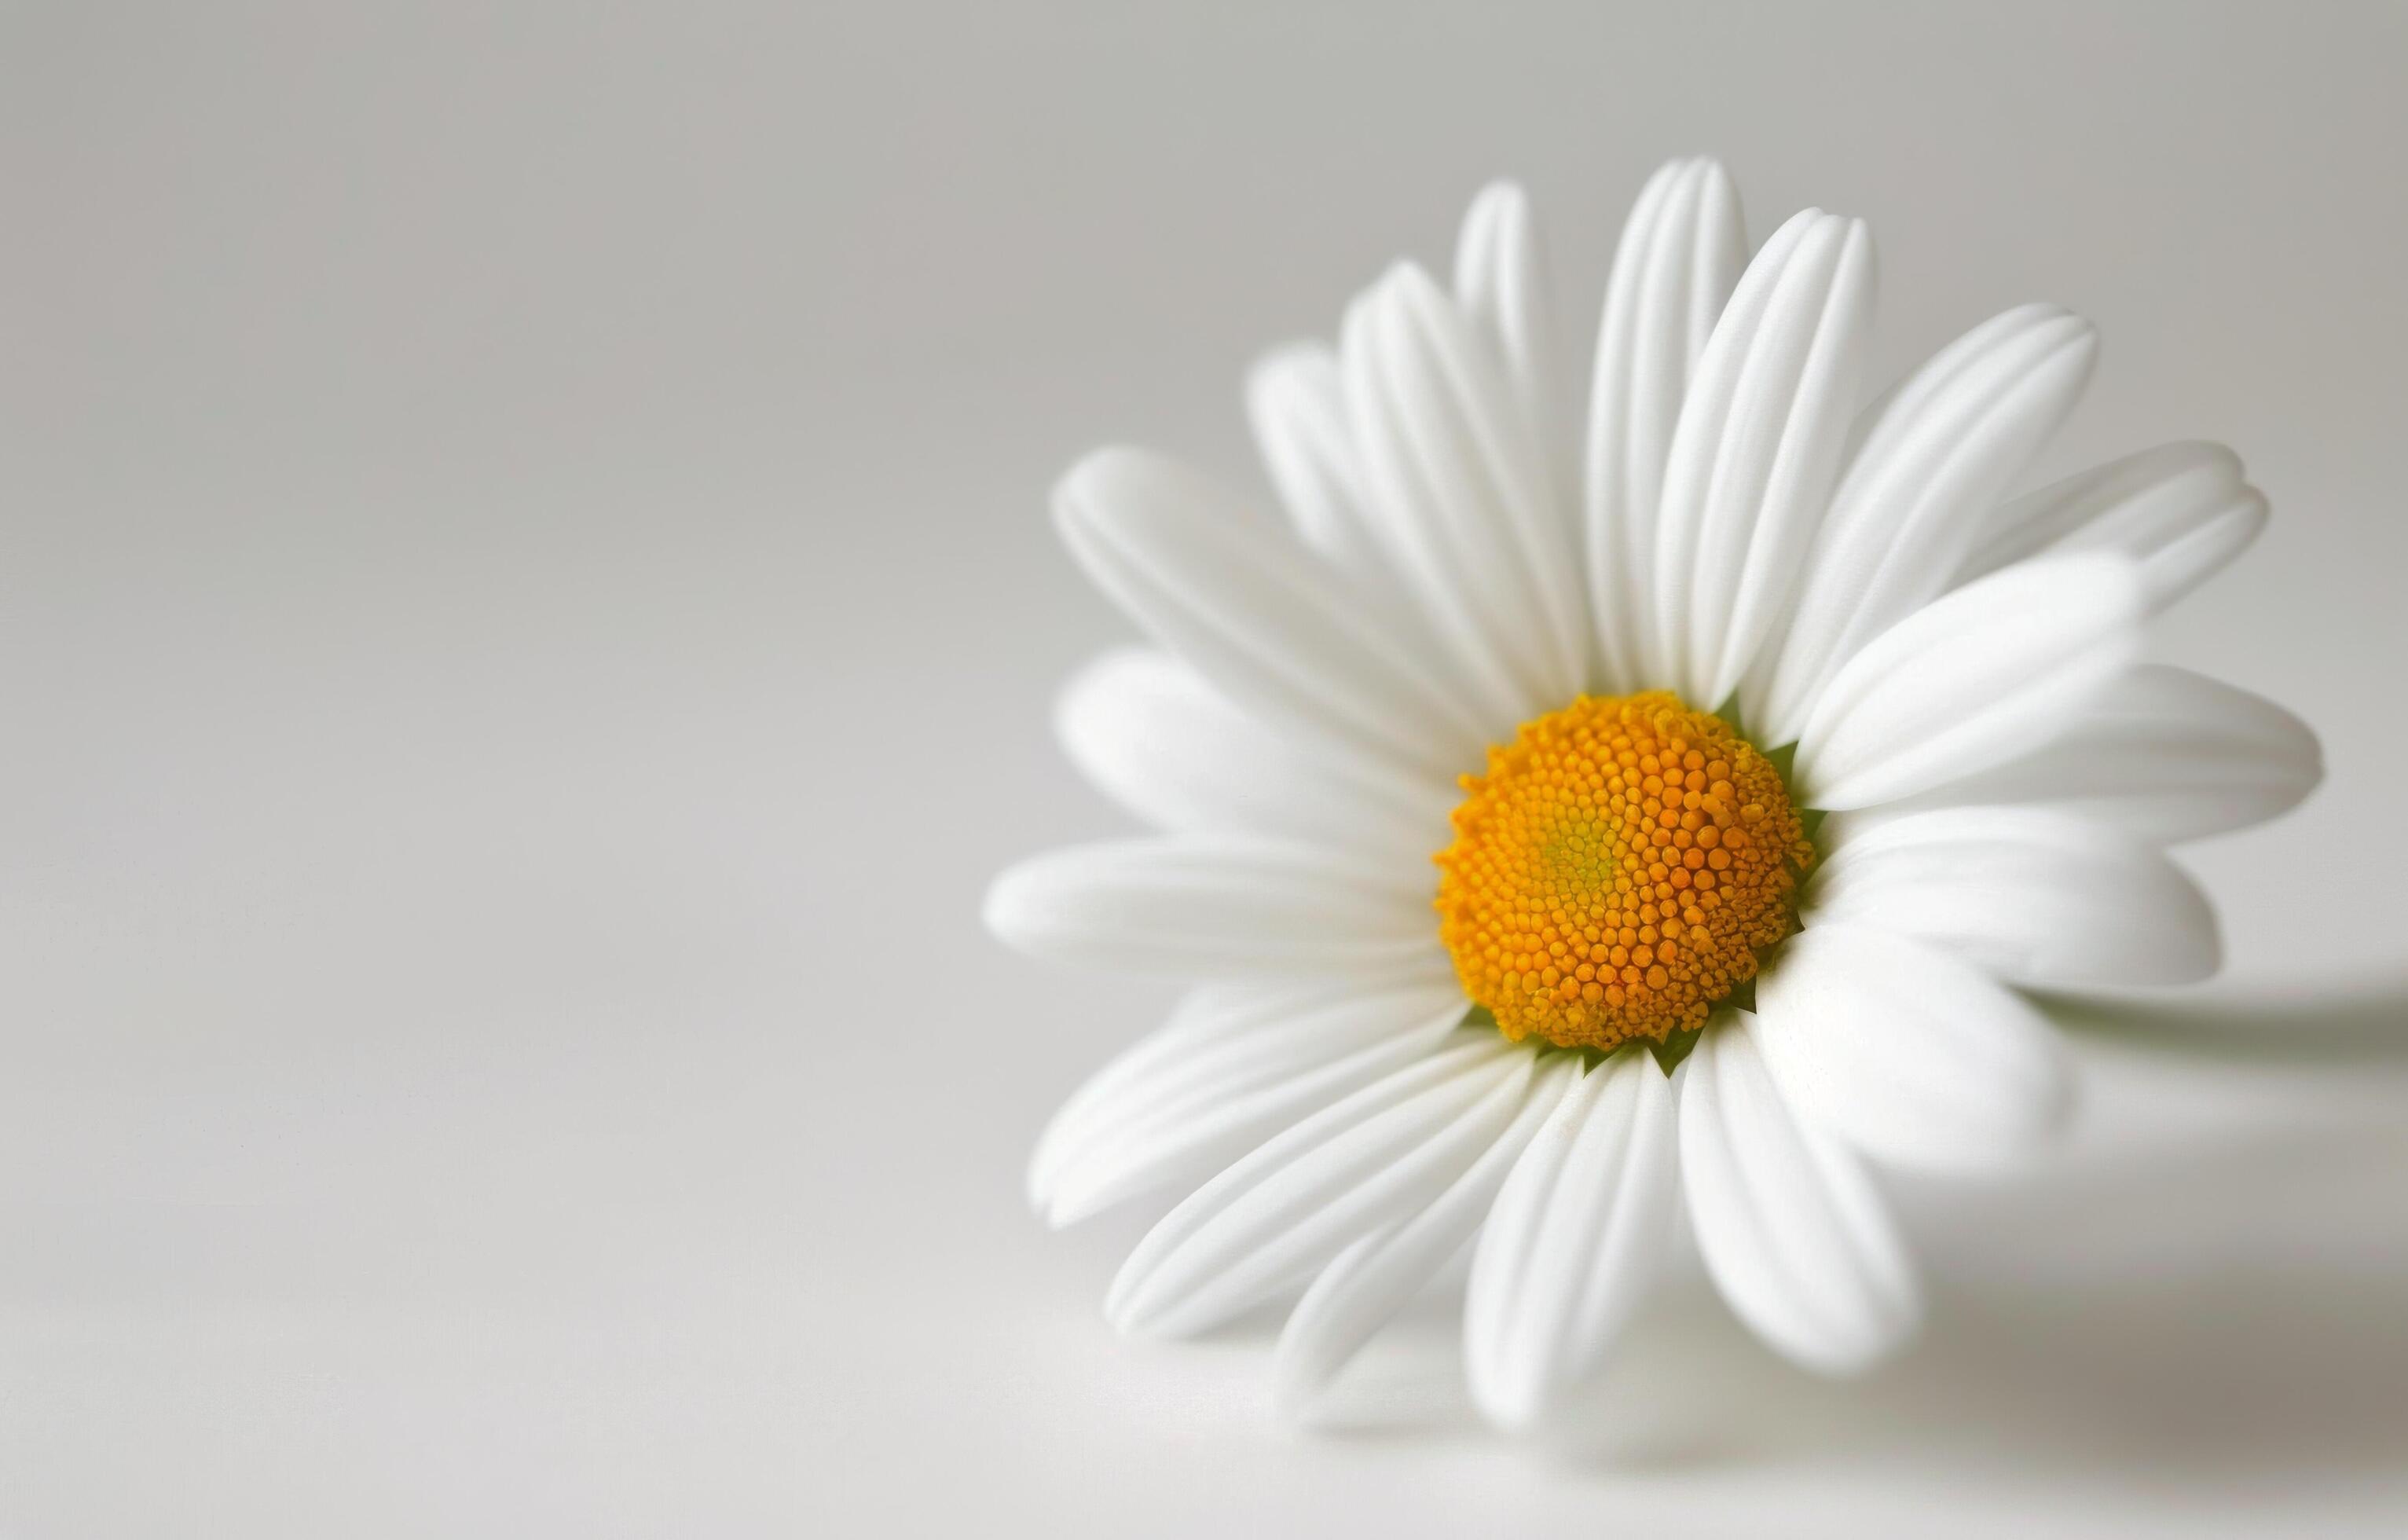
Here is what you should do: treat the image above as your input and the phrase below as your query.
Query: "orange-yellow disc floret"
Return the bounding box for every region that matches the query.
[1434,692,1814,1054]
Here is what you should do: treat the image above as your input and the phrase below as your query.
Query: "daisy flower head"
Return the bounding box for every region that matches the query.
[984,157,2322,1428]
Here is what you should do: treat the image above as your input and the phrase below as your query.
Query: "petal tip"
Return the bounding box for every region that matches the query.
[1463,178,1531,222]
[1052,443,1168,522]
[979,863,1032,948]
[1243,341,1332,409]
[1466,1370,1552,1434]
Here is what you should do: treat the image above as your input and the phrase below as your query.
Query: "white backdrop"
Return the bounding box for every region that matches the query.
[4,3,2405,1534]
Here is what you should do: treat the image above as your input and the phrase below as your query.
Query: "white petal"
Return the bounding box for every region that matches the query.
[1054,446,1490,784]
[1811,806,2220,988]
[1751,306,2098,743]
[1753,922,2074,1172]
[1655,208,1875,707]
[983,836,1442,979]
[1858,664,2322,844]
[1031,978,1469,1226]
[1244,343,1385,572]
[1272,1051,1581,1407]
[1462,1047,1680,1429]
[1680,1021,1921,1375]
[1794,554,2144,810]
[1585,156,1746,693]
[1055,647,1453,860]
[1959,442,2267,615]
[1107,1034,1533,1337]
[1343,262,1587,728]
[1453,181,1570,512]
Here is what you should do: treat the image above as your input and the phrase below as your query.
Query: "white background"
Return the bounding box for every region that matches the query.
[5,3,2405,1534]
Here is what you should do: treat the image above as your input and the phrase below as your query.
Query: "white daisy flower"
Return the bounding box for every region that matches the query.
[984,156,2322,1429]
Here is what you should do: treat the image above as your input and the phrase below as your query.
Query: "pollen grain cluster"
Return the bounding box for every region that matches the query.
[1435,692,1813,1054]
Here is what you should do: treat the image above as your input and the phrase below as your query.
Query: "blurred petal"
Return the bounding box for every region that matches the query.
[1754,922,2074,1172]
[1680,1021,1922,1375]
[1812,806,2220,987]
[1107,1036,1534,1337]
[1794,554,2143,810]
[1859,664,2322,844]
[1244,343,1385,572]
[1656,208,1875,706]
[1453,180,1570,512]
[1960,442,2266,615]
[1344,263,1587,727]
[1463,1047,1679,1429]
[1751,306,2098,743]
[1054,446,1490,784]
[1055,647,1452,860]
[1585,156,1746,692]
[1031,977,1468,1226]
[1272,1053,1580,1409]
[983,836,1442,978]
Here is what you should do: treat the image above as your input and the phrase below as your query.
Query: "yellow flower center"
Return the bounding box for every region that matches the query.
[1435,692,1814,1054]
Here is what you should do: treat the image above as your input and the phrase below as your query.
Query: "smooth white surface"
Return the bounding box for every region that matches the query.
[1754,922,2073,1172]
[5,3,2407,1535]
[1752,302,2099,741]
[1655,209,1872,706]
[1464,1045,1677,1428]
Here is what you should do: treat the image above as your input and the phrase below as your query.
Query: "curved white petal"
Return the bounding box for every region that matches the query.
[1031,977,1470,1227]
[1811,805,2220,987]
[1462,1047,1680,1429]
[1343,262,1587,729]
[1858,664,2322,844]
[1655,207,1875,707]
[1107,1034,1534,1338]
[1054,446,1490,784]
[983,836,1442,979]
[1272,1052,1582,1408]
[1794,554,2144,811]
[1751,306,2099,743]
[1959,442,2267,615]
[1754,922,2074,1172]
[1056,648,1453,861]
[1585,156,1746,693]
[1680,1021,1922,1375]
[1453,181,1570,513]
[1244,343,1385,573]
